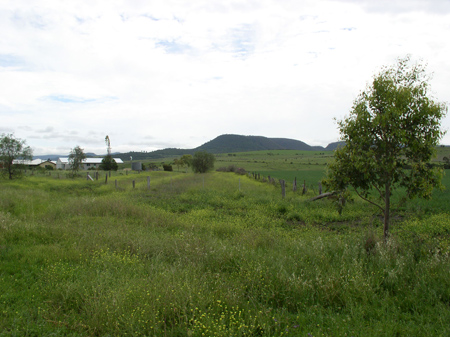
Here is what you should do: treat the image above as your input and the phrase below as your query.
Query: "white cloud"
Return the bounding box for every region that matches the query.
[1,0,450,155]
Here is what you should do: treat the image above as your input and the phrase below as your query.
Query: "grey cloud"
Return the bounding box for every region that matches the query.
[0,127,14,133]
[29,131,102,145]
[334,0,450,15]
[36,126,54,133]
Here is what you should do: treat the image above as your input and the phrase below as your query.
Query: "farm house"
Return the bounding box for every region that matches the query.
[12,159,56,169]
[56,158,123,170]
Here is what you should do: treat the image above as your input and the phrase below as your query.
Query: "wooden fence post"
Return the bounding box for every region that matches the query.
[280,179,286,198]
[132,180,135,189]
[293,177,297,192]
[302,180,306,195]
[105,174,108,184]
[318,182,322,195]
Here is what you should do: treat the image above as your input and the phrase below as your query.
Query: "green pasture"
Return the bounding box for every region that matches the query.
[1,153,450,336]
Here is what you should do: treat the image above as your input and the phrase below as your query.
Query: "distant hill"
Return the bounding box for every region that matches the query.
[195,134,325,153]
[33,155,64,161]
[325,141,345,151]
[33,152,101,161]
[34,134,342,161]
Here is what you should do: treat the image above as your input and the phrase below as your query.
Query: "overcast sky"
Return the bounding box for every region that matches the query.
[1,0,450,156]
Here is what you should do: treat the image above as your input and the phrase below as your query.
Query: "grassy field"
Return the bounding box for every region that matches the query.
[1,154,450,336]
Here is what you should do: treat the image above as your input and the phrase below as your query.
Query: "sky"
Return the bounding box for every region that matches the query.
[1,0,450,156]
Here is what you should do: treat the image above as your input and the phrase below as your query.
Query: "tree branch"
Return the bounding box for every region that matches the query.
[373,183,384,200]
[310,192,337,201]
[352,186,385,214]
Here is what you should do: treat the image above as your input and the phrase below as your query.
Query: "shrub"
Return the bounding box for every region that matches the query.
[192,151,215,173]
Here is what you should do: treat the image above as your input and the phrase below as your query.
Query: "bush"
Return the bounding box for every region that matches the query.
[216,165,246,175]
[163,164,173,172]
[192,151,215,173]
[99,155,118,171]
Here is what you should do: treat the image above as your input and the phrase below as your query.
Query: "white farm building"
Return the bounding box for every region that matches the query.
[56,158,124,170]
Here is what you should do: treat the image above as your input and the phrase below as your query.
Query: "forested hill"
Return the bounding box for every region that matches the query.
[39,135,341,161]
[195,134,325,153]
[113,135,336,160]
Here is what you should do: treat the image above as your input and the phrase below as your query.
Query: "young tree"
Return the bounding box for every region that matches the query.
[191,151,215,173]
[68,146,86,177]
[99,155,118,171]
[180,154,193,168]
[173,158,182,171]
[324,56,447,240]
[0,133,33,180]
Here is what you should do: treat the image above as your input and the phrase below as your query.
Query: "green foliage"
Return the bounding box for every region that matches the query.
[192,151,216,173]
[0,133,33,180]
[163,164,173,171]
[325,56,447,238]
[180,154,192,167]
[173,154,193,172]
[68,145,86,177]
[99,155,118,171]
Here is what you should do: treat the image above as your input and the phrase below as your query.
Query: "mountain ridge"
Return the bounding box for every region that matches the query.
[34,135,343,160]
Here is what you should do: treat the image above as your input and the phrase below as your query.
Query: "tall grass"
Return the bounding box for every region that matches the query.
[1,172,449,336]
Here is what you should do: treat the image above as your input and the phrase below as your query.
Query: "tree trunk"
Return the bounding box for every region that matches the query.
[384,182,390,241]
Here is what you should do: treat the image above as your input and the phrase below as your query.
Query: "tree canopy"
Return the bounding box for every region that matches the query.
[0,133,33,180]
[324,56,447,239]
[99,155,118,171]
[191,151,215,173]
[68,146,86,177]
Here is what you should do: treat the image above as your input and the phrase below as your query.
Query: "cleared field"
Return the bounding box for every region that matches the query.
[1,166,450,336]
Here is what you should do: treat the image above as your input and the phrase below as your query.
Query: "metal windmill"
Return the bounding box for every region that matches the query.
[105,135,111,156]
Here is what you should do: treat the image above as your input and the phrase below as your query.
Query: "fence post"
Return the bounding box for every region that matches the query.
[133,180,135,189]
[147,176,150,190]
[105,174,108,184]
[293,177,297,192]
[318,182,322,195]
[280,179,286,198]
[302,180,306,195]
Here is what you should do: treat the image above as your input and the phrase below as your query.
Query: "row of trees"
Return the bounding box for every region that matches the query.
[0,136,216,179]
